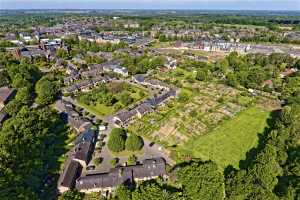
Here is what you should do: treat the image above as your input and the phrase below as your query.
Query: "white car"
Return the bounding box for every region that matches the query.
[99,125,106,131]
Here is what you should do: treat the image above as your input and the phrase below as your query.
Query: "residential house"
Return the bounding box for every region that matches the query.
[113,110,137,127]
[103,61,128,77]
[58,161,82,193]
[164,57,177,70]
[75,157,167,195]
[280,68,298,79]
[63,84,79,94]
[132,74,145,84]
[135,103,153,118]
[73,141,94,169]
[68,116,92,133]
[146,89,177,107]
[143,79,169,90]
[77,80,94,92]
[19,32,33,42]
[0,87,15,108]
[0,87,15,125]
[124,22,140,29]
[112,66,128,77]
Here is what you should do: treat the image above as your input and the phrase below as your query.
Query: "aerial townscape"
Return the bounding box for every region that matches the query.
[0,4,300,200]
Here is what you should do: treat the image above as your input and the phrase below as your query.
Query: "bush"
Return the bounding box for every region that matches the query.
[110,158,119,166]
[107,128,126,152]
[127,154,137,165]
[95,119,102,125]
[125,133,144,151]
[94,157,103,166]
[178,92,190,103]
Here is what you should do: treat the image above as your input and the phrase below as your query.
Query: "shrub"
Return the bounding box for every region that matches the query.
[127,154,137,165]
[94,157,103,166]
[110,158,119,166]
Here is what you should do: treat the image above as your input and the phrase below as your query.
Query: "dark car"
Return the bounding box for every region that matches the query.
[86,165,95,171]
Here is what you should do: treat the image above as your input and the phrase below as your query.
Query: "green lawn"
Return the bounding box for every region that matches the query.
[180,107,271,169]
[77,101,115,116]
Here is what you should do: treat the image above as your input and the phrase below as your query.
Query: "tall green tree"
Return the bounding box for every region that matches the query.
[107,128,127,152]
[35,77,58,105]
[125,133,144,151]
[177,160,224,200]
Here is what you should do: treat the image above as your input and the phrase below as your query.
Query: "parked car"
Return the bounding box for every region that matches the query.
[86,165,95,171]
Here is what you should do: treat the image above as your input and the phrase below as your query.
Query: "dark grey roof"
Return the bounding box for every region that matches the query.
[0,87,15,104]
[68,116,92,131]
[147,79,169,87]
[114,110,137,123]
[136,103,152,116]
[146,89,176,107]
[76,157,166,190]
[74,128,95,145]
[64,85,79,93]
[77,80,93,88]
[74,142,92,163]
[0,111,8,124]
[60,161,82,188]
[133,74,145,83]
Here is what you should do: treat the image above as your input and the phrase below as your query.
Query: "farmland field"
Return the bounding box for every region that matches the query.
[179,107,271,169]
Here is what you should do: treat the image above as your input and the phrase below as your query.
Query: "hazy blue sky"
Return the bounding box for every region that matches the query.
[1,0,299,10]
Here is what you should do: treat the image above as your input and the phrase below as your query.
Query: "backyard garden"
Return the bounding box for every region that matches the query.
[76,82,148,116]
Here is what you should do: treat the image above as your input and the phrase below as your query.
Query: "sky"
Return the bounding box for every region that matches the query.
[0,0,300,10]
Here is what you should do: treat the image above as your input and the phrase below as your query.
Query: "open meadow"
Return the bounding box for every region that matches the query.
[178,106,271,169]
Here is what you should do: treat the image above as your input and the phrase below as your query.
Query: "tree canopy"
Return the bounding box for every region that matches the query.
[125,133,144,151]
[107,128,127,152]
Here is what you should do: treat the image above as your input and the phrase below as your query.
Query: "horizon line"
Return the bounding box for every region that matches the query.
[1,8,300,11]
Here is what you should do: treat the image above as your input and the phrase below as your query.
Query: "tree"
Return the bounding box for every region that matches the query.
[226,73,239,87]
[15,87,32,105]
[0,106,65,199]
[7,64,40,89]
[120,92,134,106]
[107,128,126,152]
[58,190,84,200]
[35,77,58,105]
[132,181,180,200]
[196,69,209,81]
[4,99,23,116]
[178,92,189,103]
[113,185,132,200]
[0,70,10,87]
[177,160,224,200]
[125,133,144,151]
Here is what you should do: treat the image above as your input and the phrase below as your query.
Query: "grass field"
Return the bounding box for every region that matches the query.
[179,107,271,169]
[77,101,115,116]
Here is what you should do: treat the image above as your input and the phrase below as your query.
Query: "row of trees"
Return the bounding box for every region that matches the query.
[117,53,165,75]
[63,37,128,53]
